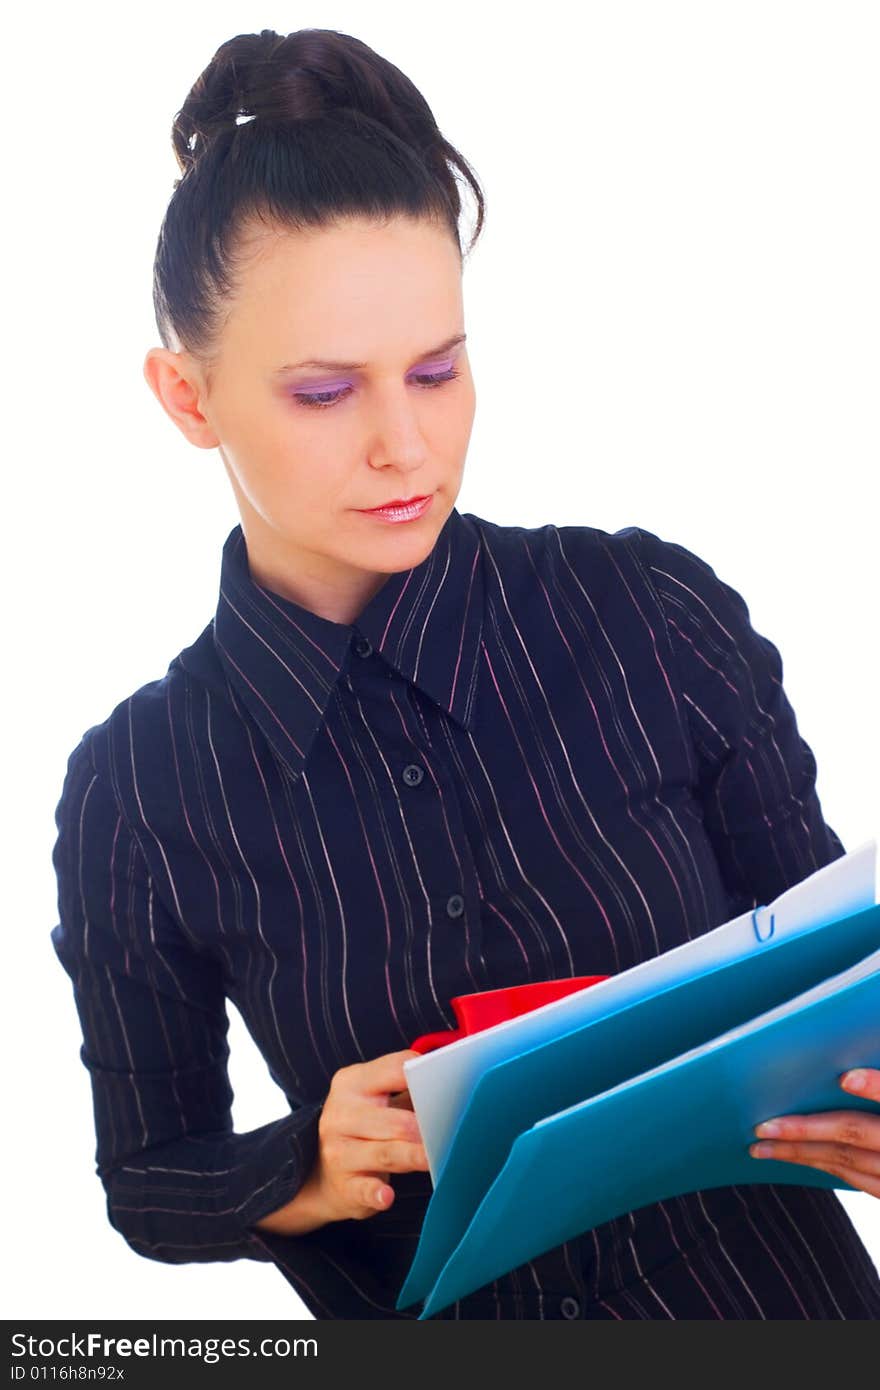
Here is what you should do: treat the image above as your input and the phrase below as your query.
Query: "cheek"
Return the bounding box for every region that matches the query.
[451,385,477,447]
[221,429,312,517]
[459,371,477,418]
[216,397,285,465]
[429,380,475,451]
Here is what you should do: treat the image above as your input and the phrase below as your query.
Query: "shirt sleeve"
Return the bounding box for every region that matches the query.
[50,735,324,1266]
[629,527,847,908]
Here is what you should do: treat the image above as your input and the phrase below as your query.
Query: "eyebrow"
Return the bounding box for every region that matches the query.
[271,332,467,375]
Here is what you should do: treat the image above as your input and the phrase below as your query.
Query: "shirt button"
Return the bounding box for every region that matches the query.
[402,764,424,787]
[446,894,465,919]
[352,634,372,658]
[560,1296,581,1319]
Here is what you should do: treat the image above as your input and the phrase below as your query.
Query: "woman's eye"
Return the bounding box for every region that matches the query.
[293,366,461,411]
[295,386,353,410]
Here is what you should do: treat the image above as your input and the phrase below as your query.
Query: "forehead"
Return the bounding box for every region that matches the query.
[234,213,459,290]
[221,214,464,356]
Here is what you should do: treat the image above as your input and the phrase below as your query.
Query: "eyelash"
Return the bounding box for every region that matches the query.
[292,366,462,411]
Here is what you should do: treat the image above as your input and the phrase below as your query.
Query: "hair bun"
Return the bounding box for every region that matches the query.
[155,26,486,363]
[171,27,424,176]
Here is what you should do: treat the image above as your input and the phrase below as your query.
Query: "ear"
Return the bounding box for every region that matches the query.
[142,347,220,449]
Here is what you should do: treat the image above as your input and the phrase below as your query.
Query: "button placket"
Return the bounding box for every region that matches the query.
[346,652,480,974]
[398,756,467,927]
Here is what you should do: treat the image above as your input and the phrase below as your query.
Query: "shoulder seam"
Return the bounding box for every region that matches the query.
[82,722,156,875]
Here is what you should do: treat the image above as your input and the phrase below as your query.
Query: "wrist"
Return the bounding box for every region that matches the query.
[253,1164,329,1236]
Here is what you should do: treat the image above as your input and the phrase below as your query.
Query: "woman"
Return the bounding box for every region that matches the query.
[50,26,880,1320]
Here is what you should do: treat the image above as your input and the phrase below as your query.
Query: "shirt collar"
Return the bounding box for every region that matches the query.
[212,506,485,782]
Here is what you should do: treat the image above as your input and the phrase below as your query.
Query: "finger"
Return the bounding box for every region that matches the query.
[754,1109,880,1148]
[338,1098,423,1145]
[752,1156,880,1202]
[337,1173,394,1217]
[343,1050,422,1100]
[840,1068,880,1101]
[749,1138,880,1183]
[355,1136,430,1174]
[329,1131,429,1177]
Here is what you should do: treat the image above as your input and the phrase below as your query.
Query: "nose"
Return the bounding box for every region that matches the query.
[366,387,431,473]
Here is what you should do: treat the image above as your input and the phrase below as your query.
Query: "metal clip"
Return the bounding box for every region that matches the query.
[751,905,776,943]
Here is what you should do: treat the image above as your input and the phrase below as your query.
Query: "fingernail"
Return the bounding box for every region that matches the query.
[755,1121,782,1137]
[843,1070,867,1091]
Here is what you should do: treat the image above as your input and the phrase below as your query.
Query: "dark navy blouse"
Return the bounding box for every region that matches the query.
[50,505,880,1319]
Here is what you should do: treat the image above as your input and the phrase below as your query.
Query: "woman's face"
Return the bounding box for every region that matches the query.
[144,214,476,625]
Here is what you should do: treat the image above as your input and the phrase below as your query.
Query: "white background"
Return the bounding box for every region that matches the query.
[8,0,878,1319]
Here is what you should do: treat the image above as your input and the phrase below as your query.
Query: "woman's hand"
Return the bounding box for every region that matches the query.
[310,1048,430,1222]
[749,1068,880,1198]
[252,1049,428,1236]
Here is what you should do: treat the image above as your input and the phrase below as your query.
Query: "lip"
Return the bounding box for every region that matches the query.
[356,493,435,525]
[358,494,432,512]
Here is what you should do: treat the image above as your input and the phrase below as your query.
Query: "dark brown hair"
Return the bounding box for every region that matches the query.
[151,27,486,378]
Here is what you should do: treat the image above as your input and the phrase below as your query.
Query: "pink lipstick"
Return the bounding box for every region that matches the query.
[357,494,434,524]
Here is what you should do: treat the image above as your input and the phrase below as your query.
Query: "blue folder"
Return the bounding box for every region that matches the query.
[395,901,880,1318]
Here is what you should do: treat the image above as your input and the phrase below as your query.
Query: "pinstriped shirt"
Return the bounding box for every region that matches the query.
[50,505,880,1319]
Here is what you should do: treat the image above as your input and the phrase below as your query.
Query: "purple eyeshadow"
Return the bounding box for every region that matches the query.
[417,357,456,376]
[291,356,457,394]
[287,353,461,409]
[291,376,353,396]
